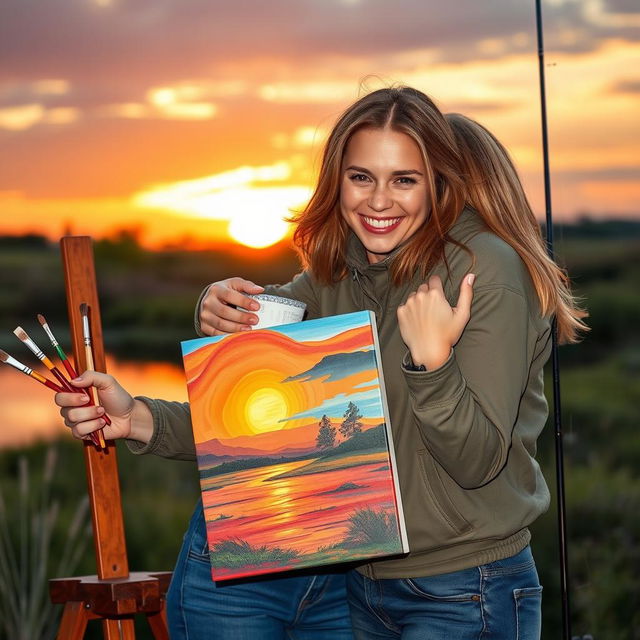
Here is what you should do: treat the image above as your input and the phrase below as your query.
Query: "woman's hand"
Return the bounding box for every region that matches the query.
[397,274,475,370]
[199,278,265,335]
[55,371,148,442]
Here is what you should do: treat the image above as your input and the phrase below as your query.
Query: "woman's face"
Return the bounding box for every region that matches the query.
[340,127,429,264]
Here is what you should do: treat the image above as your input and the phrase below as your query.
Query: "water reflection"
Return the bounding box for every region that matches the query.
[0,355,187,448]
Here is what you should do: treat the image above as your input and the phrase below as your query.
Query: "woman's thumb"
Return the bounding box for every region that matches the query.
[455,273,475,318]
[70,371,100,388]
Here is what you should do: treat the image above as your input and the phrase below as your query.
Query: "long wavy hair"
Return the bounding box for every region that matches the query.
[291,87,466,285]
[446,112,588,343]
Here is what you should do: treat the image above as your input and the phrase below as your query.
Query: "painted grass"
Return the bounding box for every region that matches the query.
[211,538,299,569]
[344,507,400,545]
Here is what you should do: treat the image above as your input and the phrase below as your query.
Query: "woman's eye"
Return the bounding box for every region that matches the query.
[349,173,371,183]
[395,176,417,185]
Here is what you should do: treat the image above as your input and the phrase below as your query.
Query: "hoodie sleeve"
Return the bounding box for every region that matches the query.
[124,397,196,460]
[403,282,540,489]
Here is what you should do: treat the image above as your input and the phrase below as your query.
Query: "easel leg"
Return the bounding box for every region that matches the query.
[102,617,136,639]
[57,601,92,640]
[147,608,170,640]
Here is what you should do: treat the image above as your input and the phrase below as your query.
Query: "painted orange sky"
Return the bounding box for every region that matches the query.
[184,324,375,443]
[0,0,638,249]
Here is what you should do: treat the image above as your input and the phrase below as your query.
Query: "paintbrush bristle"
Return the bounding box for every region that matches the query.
[13,326,28,341]
[79,303,88,316]
[0,349,8,362]
[37,314,47,326]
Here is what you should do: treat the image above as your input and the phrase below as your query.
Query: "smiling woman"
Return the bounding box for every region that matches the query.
[340,127,429,263]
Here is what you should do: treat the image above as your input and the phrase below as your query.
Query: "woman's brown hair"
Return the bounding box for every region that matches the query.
[291,87,466,285]
[446,112,588,343]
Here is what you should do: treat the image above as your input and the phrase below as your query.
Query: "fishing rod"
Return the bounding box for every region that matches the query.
[535,1,572,638]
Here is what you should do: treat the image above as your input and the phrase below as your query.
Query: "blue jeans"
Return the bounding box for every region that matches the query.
[166,500,354,639]
[346,546,542,640]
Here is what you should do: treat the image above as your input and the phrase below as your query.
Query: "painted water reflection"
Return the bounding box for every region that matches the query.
[202,451,402,579]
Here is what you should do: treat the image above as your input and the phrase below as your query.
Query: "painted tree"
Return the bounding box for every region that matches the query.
[339,401,363,439]
[316,414,336,449]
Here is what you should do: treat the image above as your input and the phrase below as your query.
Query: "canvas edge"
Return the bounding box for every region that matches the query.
[368,311,411,554]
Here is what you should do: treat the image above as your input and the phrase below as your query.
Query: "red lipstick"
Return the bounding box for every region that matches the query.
[358,215,403,234]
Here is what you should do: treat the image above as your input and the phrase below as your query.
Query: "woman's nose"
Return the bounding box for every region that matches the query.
[367,185,393,211]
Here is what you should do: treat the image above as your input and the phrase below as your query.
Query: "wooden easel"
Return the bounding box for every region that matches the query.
[48,236,172,639]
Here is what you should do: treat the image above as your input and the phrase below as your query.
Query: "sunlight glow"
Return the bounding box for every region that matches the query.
[133,162,312,248]
[146,86,217,120]
[0,104,44,131]
[0,103,80,130]
[148,88,176,106]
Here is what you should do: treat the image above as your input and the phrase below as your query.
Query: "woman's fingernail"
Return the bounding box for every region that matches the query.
[96,406,104,415]
[250,302,260,311]
[467,274,476,285]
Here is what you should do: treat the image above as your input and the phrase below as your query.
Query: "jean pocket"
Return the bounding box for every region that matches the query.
[404,576,480,603]
[514,586,542,640]
[186,503,211,562]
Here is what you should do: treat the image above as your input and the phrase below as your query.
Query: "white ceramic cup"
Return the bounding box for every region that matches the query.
[244,294,306,329]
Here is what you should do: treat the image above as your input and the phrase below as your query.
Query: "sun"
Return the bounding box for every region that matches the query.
[244,387,289,433]
[228,206,290,249]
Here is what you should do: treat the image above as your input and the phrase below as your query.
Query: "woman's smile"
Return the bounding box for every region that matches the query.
[358,215,404,233]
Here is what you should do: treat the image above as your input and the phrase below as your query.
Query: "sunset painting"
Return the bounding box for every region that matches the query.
[181,311,408,581]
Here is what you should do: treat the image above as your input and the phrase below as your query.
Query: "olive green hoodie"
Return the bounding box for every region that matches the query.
[128,208,552,578]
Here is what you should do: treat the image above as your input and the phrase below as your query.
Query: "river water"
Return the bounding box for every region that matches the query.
[0,355,187,448]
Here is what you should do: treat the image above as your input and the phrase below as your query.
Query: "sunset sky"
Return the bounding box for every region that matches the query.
[1,0,638,249]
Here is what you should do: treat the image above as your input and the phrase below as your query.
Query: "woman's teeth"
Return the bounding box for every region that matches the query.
[363,216,401,228]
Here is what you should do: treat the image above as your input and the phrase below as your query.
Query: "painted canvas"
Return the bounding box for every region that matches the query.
[181,310,409,581]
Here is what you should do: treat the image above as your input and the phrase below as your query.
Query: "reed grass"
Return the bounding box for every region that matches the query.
[0,446,90,640]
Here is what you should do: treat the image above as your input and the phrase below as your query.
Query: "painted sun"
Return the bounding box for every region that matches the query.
[245,387,289,433]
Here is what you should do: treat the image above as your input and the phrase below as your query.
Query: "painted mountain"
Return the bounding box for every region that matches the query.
[181,311,409,581]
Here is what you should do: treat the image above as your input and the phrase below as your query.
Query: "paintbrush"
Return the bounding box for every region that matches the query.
[79,303,108,448]
[38,313,102,447]
[13,326,76,393]
[37,314,78,379]
[0,349,65,392]
[13,325,102,447]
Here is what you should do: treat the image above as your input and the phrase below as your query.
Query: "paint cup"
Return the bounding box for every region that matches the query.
[245,294,306,329]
